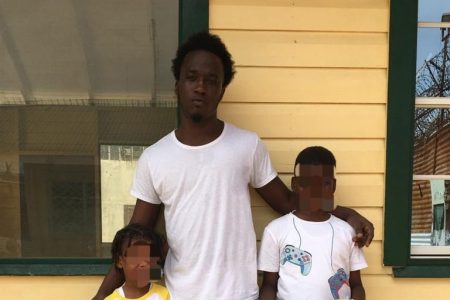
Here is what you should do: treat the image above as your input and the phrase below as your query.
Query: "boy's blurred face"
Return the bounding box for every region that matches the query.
[291,164,336,212]
[118,243,160,288]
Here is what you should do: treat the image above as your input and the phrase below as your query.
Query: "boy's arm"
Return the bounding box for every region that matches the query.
[349,270,365,300]
[255,177,374,247]
[92,200,161,300]
[259,272,278,300]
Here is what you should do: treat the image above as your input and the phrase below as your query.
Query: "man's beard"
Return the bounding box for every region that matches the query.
[190,113,203,123]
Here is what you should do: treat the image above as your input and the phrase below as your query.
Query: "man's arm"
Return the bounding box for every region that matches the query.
[349,270,365,300]
[92,199,161,300]
[255,176,294,214]
[255,176,374,247]
[259,271,278,300]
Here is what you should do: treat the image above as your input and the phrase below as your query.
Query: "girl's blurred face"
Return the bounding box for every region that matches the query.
[119,244,151,288]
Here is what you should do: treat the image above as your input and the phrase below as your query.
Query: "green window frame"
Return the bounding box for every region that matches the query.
[384,0,450,277]
[0,0,208,276]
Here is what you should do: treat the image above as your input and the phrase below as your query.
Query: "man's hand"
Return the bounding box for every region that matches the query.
[333,205,374,247]
[346,210,374,247]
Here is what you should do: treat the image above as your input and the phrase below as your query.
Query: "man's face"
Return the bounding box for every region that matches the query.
[118,244,156,288]
[176,50,225,123]
[291,164,336,212]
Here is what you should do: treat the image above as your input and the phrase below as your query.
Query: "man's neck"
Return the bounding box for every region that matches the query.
[293,210,330,222]
[175,118,224,146]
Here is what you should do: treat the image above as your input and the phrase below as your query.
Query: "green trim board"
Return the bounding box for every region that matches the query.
[0,258,111,275]
[177,0,209,124]
[179,0,209,44]
[384,0,450,275]
[394,266,450,278]
[384,0,418,266]
[0,264,110,276]
[0,0,209,276]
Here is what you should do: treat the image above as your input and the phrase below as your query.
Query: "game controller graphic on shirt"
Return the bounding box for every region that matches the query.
[328,268,350,299]
[281,245,312,276]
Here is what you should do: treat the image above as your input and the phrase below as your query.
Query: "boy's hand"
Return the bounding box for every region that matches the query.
[347,213,374,247]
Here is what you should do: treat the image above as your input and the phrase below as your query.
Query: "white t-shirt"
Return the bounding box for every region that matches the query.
[258,213,367,300]
[131,122,277,300]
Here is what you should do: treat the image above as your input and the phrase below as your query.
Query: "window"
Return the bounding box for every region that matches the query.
[385,0,450,276]
[0,0,208,275]
[412,2,450,255]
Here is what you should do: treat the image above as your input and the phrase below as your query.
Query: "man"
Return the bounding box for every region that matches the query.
[93,32,374,300]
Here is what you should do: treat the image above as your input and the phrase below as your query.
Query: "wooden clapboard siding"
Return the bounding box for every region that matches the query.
[362,241,391,275]
[261,139,385,173]
[223,67,387,104]
[252,174,383,208]
[218,103,386,138]
[363,275,450,299]
[211,0,385,7]
[212,30,387,68]
[210,0,388,33]
[1,276,103,299]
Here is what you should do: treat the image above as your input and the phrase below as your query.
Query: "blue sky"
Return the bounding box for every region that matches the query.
[416,0,450,72]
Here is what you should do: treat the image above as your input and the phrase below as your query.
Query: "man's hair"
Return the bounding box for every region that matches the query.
[295,146,336,167]
[111,223,162,269]
[171,31,236,88]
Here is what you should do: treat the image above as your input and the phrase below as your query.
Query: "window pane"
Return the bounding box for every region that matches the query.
[417,0,450,98]
[418,0,450,22]
[0,106,176,258]
[411,180,450,250]
[100,145,147,243]
[416,27,450,97]
[414,108,450,175]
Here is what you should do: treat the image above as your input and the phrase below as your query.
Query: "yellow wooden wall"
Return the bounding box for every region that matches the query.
[211,0,450,298]
[210,0,389,295]
[3,1,450,299]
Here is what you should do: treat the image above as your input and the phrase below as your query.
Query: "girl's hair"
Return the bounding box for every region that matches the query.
[111,223,162,269]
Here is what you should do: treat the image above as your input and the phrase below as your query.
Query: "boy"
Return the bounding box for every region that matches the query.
[105,223,170,300]
[258,146,367,300]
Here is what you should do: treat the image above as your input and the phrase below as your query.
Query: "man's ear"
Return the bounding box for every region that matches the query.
[332,179,337,193]
[219,87,226,101]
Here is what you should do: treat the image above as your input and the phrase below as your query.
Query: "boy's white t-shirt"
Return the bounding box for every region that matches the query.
[130,123,277,300]
[258,213,367,300]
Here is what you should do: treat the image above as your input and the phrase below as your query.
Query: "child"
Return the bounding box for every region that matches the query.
[258,146,367,300]
[105,223,170,300]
